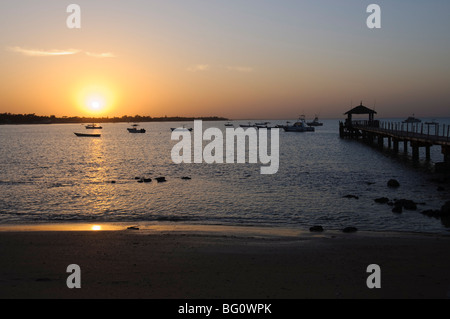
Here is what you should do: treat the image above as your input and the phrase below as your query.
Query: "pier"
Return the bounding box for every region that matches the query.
[339,102,450,172]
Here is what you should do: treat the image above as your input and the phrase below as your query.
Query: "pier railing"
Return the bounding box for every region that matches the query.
[352,120,450,144]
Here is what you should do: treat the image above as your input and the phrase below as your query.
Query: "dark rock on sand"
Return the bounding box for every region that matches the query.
[387,179,400,188]
[420,209,441,218]
[394,199,417,211]
[342,227,358,233]
[156,177,167,183]
[374,197,389,204]
[343,195,359,199]
[441,201,450,217]
[392,206,403,214]
[143,178,152,183]
[309,226,324,232]
[181,177,192,180]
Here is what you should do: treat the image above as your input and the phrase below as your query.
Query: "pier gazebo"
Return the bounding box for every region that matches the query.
[344,102,377,126]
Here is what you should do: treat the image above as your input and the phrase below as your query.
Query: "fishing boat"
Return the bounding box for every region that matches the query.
[85,124,102,129]
[307,116,323,127]
[74,132,101,137]
[425,119,439,125]
[170,126,192,132]
[127,127,146,133]
[239,122,255,128]
[224,122,234,127]
[283,116,315,132]
[403,115,421,123]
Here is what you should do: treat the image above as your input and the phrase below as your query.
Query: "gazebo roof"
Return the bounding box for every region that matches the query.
[344,102,377,115]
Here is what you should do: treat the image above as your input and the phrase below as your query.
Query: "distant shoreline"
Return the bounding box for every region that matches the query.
[0,113,228,125]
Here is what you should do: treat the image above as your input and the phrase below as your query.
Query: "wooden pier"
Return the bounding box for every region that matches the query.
[339,103,450,172]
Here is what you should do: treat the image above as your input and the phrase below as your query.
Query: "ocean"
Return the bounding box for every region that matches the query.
[1,118,449,233]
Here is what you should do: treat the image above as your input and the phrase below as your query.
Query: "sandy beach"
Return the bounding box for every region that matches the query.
[1,224,450,299]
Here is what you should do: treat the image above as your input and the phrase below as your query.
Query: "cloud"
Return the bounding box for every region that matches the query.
[186,64,254,73]
[187,64,210,72]
[8,46,80,57]
[85,52,116,58]
[7,46,116,58]
[225,66,254,73]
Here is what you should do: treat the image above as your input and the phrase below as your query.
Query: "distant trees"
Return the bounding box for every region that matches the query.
[0,113,228,125]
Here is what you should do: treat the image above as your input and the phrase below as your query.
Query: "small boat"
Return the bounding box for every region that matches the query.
[74,132,101,137]
[403,115,421,123]
[127,127,146,133]
[283,116,315,132]
[171,125,192,132]
[239,122,255,128]
[307,116,323,127]
[85,124,102,129]
[425,119,439,125]
[224,122,234,127]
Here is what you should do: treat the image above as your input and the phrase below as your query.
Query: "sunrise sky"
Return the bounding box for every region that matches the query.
[0,0,449,119]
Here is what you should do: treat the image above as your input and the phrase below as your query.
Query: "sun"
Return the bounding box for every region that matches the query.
[87,96,105,112]
[75,83,117,116]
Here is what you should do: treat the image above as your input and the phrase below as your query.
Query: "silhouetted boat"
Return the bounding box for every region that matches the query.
[403,115,421,123]
[224,122,234,127]
[74,132,101,137]
[85,124,102,129]
[283,116,315,132]
[171,126,192,132]
[239,122,255,128]
[425,119,439,125]
[307,116,323,127]
[127,128,146,133]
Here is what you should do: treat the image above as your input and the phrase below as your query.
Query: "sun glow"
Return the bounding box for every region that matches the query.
[75,83,118,116]
[91,225,102,231]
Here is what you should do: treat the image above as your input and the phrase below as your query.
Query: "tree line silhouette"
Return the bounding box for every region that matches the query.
[0,113,228,124]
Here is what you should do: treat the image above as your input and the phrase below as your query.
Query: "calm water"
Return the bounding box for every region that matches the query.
[1,119,450,233]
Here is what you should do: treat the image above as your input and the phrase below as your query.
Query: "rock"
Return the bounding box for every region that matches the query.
[342,227,358,233]
[343,194,359,199]
[387,179,400,188]
[440,201,450,217]
[143,178,152,183]
[156,177,166,183]
[374,197,389,204]
[181,177,192,180]
[392,206,403,214]
[110,180,116,184]
[127,226,139,230]
[137,179,143,183]
[394,199,417,211]
[134,177,141,180]
[309,226,324,232]
[420,209,441,218]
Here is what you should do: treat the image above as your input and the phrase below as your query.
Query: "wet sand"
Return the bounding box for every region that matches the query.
[1,224,450,299]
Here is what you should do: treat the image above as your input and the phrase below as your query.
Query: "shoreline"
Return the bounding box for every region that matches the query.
[1,223,450,299]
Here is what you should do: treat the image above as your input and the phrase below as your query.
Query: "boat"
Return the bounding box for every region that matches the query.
[85,124,102,129]
[239,122,255,128]
[170,126,192,132]
[425,119,439,125]
[74,132,101,137]
[127,127,146,133]
[307,116,323,127]
[403,115,421,123]
[283,116,315,132]
[224,122,234,127]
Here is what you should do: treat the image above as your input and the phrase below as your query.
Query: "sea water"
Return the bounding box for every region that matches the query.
[0,119,449,233]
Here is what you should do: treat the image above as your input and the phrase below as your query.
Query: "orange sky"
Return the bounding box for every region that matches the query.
[0,1,449,119]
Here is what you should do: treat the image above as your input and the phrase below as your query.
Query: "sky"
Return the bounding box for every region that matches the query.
[0,0,449,119]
